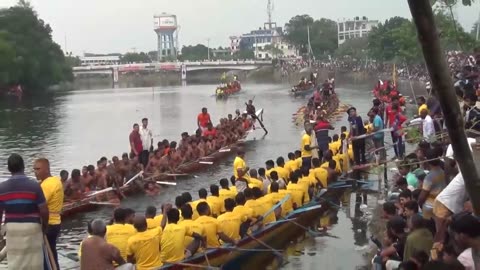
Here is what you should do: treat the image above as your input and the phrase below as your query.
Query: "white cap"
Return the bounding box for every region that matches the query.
[445,137,476,159]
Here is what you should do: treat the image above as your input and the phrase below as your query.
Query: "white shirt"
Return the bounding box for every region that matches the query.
[458,248,475,270]
[139,126,153,150]
[410,115,435,140]
[435,172,467,214]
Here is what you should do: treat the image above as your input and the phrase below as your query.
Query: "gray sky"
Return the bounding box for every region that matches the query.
[0,0,478,55]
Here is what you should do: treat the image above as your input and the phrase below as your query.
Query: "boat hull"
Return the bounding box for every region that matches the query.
[291,84,315,97]
[216,85,241,99]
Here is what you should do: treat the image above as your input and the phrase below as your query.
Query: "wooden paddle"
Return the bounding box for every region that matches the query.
[156,181,177,186]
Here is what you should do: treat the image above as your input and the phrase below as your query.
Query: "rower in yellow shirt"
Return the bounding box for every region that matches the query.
[287,171,309,208]
[206,185,223,217]
[311,158,328,188]
[275,157,290,182]
[321,151,341,174]
[265,160,276,179]
[106,208,138,261]
[191,188,213,219]
[195,202,236,248]
[264,182,294,217]
[178,204,206,249]
[127,216,163,269]
[252,187,276,224]
[219,178,237,212]
[233,193,258,223]
[217,198,248,241]
[247,169,264,190]
[284,152,299,174]
[341,126,349,139]
[294,150,303,171]
[146,206,161,229]
[160,207,204,264]
[233,150,249,180]
[244,189,266,222]
[329,135,341,155]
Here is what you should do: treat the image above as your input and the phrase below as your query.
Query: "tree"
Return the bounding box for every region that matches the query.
[121,52,151,63]
[179,44,208,61]
[335,37,368,60]
[234,49,254,60]
[284,15,338,57]
[0,2,72,93]
[367,17,413,61]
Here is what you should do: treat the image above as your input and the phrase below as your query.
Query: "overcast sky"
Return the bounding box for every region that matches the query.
[0,0,478,55]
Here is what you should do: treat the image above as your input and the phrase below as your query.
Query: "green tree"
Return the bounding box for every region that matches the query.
[179,44,208,61]
[367,17,412,61]
[234,49,254,60]
[0,2,72,93]
[335,37,368,60]
[284,15,338,57]
[121,52,151,63]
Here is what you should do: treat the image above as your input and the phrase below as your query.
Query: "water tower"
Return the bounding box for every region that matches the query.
[153,13,178,61]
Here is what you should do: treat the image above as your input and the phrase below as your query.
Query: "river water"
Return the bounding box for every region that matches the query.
[0,82,380,269]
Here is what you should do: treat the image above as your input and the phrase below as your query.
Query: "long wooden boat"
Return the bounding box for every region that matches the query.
[159,180,357,270]
[216,82,241,99]
[290,83,315,98]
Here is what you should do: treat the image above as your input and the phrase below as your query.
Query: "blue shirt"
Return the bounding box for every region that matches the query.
[373,115,384,140]
[0,174,46,223]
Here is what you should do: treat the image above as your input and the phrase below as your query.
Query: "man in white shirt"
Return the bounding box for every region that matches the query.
[409,109,435,141]
[139,117,153,168]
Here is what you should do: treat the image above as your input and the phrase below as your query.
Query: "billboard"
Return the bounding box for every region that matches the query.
[154,16,177,30]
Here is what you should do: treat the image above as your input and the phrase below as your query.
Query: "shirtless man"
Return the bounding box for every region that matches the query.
[107,156,122,187]
[158,151,173,173]
[192,140,206,159]
[81,166,95,192]
[80,219,130,270]
[64,169,85,199]
[326,160,338,183]
[146,150,163,173]
[169,142,184,169]
[179,132,189,149]
[95,158,110,190]
[206,135,216,154]
[144,181,160,197]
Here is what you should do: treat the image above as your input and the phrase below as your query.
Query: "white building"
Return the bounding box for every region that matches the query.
[337,16,379,45]
[229,36,242,53]
[80,55,120,66]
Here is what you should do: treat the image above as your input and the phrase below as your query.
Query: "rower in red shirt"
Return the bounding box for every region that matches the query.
[129,123,143,158]
[202,123,217,138]
[197,107,212,133]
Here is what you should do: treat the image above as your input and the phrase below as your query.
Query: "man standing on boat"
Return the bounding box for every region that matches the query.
[347,107,366,165]
[139,118,153,169]
[197,107,212,133]
[0,154,49,270]
[129,123,143,159]
[300,123,318,170]
[233,151,249,192]
[35,158,64,269]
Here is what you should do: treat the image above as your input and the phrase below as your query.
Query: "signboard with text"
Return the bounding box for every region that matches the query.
[154,16,176,30]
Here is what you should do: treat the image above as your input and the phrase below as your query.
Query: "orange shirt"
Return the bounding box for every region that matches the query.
[197,113,211,128]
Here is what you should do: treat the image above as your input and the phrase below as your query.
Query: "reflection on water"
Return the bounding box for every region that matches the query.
[0,82,381,269]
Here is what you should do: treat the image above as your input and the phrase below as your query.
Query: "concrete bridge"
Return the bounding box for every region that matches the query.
[73,60,273,82]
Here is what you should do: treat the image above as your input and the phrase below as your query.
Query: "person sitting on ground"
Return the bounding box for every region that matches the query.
[81,219,133,270]
[161,207,204,263]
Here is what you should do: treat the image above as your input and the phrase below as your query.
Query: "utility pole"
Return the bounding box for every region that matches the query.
[407,0,480,216]
[476,9,480,41]
[267,0,273,29]
[207,38,210,61]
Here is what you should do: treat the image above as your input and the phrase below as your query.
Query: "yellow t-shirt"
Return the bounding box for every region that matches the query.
[365,123,374,134]
[233,205,256,221]
[233,156,247,179]
[418,103,428,115]
[301,134,312,157]
[178,219,205,249]
[127,229,163,269]
[256,197,276,224]
[248,177,263,190]
[106,223,137,260]
[147,218,160,229]
[295,157,303,170]
[287,183,309,207]
[264,192,292,218]
[329,141,341,155]
[154,214,164,226]
[217,212,247,241]
[275,166,289,181]
[191,199,212,220]
[342,131,350,138]
[332,155,342,173]
[195,215,223,248]
[311,167,328,188]
[219,188,237,212]
[244,199,264,221]
[278,190,294,216]
[206,196,223,217]
[284,160,298,174]
[160,223,193,263]
[41,176,64,225]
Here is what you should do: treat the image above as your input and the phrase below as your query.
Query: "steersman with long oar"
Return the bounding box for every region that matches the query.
[245,99,268,134]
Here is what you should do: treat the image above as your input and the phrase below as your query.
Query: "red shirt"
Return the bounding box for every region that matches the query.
[197,113,211,128]
[385,105,403,127]
[129,131,143,154]
[314,121,330,131]
[203,128,217,137]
